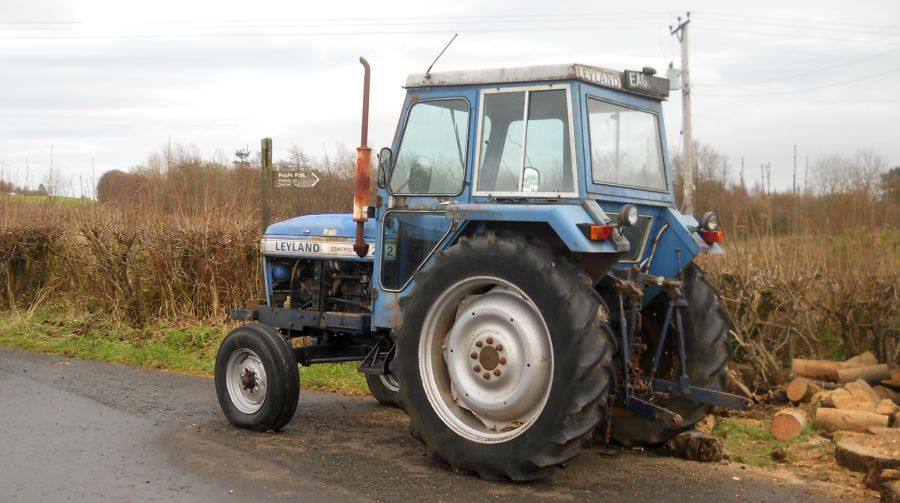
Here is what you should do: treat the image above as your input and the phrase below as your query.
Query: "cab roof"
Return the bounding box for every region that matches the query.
[405,63,669,100]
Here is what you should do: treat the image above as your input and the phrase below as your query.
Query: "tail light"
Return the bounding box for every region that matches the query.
[700,230,725,244]
[578,224,614,241]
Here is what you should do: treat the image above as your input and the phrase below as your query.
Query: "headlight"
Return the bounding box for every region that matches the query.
[700,211,719,231]
[618,204,639,227]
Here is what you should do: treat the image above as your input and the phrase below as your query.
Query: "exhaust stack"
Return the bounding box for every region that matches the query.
[353,57,372,258]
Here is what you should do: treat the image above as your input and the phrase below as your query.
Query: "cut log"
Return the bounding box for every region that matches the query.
[809,390,835,408]
[845,379,882,404]
[791,358,841,381]
[814,407,889,433]
[833,431,900,473]
[666,430,725,462]
[786,377,823,403]
[874,385,900,405]
[831,388,877,412]
[771,408,808,441]
[877,399,900,416]
[837,364,891,385]
[864,467,900,491]
[842,351,879,368]
[882,480,900,503]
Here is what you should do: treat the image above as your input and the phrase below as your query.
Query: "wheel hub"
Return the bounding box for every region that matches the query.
[225,349,268,414]
[422,281,553,441]
[240,367,258,390]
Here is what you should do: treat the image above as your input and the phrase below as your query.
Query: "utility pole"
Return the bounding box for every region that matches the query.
[804,155,809,195]
[671,13,694,215]
[793,145,797,196]
[740,157,745,192]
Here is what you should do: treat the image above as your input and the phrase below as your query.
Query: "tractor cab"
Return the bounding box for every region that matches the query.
[372,64,720,327]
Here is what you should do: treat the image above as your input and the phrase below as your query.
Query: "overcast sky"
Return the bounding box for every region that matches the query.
[1,0,898,196]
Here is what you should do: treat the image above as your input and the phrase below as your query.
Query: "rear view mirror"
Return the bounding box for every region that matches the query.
[378,147,392,188]
[523,167,540,192]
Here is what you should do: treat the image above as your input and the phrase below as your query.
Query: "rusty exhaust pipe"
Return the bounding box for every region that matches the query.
[353,57,372,258]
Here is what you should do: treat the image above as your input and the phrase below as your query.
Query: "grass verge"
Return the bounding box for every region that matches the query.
[0,308,368,396]
[713,417,818,468]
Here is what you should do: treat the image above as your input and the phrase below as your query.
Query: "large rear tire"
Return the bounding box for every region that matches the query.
[215,322,300,432]
[610,264,731,446]
[395,234,615,481]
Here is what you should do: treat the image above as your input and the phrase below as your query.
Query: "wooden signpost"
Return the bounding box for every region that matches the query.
[259,137,321,233]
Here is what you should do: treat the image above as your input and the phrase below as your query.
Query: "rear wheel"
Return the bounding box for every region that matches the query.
[395,234,615,481]
[366,373,401,408]
[215,323,300,431]
[610,264,731,446]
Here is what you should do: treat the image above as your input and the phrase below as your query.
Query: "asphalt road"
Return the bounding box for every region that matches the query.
[0,348,854,502]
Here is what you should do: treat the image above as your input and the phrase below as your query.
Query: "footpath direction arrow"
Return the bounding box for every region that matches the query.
[274,168,320,189]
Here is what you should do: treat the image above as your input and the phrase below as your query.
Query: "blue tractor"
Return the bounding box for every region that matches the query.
[215,58,749,480]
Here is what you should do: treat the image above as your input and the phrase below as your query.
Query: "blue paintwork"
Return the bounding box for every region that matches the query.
[265,213,376,241]
[444,203,621,254]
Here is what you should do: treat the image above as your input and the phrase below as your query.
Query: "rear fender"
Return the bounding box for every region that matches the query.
[444,202,627,254]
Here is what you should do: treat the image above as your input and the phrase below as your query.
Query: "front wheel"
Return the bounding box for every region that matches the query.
[366,373,401,408]
[215,323,300,431]
[395,234,615,481]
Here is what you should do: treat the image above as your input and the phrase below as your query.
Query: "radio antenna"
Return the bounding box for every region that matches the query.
[425,33,458,79]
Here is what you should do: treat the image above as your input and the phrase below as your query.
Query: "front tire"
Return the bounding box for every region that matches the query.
[215,322,300,431]
[366,373,401,408]
[395,234,615,481]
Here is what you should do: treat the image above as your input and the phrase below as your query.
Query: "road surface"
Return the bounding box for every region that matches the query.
[0,348,856,502]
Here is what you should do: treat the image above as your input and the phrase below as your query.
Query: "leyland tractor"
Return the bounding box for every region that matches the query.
[215,58,750,481]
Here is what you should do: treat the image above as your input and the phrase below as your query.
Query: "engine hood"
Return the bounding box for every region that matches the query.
[262,214,376,260]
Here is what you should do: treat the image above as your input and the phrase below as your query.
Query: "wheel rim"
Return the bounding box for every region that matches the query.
[225,348,268,414]
[379,373,400,393]
[419,276,553,444]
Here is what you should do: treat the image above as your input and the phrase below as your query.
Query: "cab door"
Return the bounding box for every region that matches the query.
[372,92,475,328]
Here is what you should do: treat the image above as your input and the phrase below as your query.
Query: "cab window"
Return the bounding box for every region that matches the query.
[476,88,574,195]
[587,98,666,191]
[389,99,469,195]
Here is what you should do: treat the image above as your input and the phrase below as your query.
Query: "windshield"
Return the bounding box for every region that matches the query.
[390,99,469,195]
[587,97,666,191]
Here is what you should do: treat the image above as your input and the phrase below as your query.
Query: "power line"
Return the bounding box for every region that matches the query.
[697,11,900,33]
[695,66,900,98]
[0,24,668,40]
[694,47,900,88]
[0,12,673,25]
[693,25,900,46]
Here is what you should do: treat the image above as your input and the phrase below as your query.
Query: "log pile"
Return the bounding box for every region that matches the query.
[767,352,900,495]
[772,352,898,440]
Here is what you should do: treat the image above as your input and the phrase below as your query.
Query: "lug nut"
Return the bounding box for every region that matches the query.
[470,352,478,359]
[486,337,494,345]
[474,365,481,372]
[483,372,491,380]
[493,368,501,377]
[475,341,483,348]
[496,344,503,351]
[499,357,507,365]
